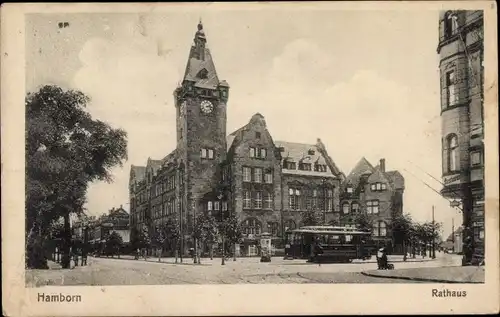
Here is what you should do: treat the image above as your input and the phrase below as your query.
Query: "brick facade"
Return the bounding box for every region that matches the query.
[339,157,405,253]
[437,10,484,262]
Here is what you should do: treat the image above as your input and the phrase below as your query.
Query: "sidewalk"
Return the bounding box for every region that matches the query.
[95,255,213,266]
[361,266,485,283]
[352,255,434,264]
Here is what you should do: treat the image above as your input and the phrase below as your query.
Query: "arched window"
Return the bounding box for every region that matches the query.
[284,219,296,231]
[444,11,457,39]
[242,218,262,235]
[342,203,350,214]
[268,222,279,236]
[447,134,459,172]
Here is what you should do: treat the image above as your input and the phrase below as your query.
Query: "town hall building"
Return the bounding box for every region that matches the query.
[129,22,404,256]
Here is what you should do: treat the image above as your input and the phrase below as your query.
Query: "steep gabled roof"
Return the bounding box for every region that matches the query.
[385,170,405,190]
[146,157,163,175]
[345,157,375,189]
[130,165,146,182]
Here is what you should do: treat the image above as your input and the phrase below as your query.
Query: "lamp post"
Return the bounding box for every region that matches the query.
[218,192,225,265]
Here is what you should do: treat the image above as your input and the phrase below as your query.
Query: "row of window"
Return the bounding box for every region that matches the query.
[243,191,273,209]
[154,175,176,196]
[241,218,281,236]
[201,148,215,159]
[370,182,387,192]
[283,161,328,172]
[341,201,379,214]
[153,198,177,219]
[207,200,228,212]
[288,188,334,211]
[342,202,360,214]
[249,147,267,159]
[243,167,273,183]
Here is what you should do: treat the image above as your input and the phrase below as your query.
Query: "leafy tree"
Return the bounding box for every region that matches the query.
[26,85,127,268]
[220,213,243,261]
[300,209,323,227]
[152,225,167,262]
[353,212,372,232]
[193,214,219,261]
[164,216,181,263]
[391,213,414,260]
[105,231,123,258]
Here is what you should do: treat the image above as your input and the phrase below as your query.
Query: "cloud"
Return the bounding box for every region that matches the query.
[74,34,183,214]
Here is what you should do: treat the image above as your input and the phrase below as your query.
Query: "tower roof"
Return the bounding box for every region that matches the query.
[183,22,220,89]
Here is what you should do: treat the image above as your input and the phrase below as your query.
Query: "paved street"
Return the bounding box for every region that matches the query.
[26,253,462,286]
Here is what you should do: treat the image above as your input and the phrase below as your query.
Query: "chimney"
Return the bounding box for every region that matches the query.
[380,158,386,172]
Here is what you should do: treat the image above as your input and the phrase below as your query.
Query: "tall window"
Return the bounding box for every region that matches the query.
[342,203,350,214]
[254,168,262,183]
[264,192,273,209]
[351,202,359,213]
[373,221,387,237]
[260,148,267,158]
[447,135,459,172]
[367,200,379,214]
[249,147,256,158]
[243,167,252,182]
[254,191,262,209]
[208,149,214,159]
[444,11,457,39]
[471,151,481,166]
[243,218,261,235]
[327,189,333,211]
[207,201,213,212]
[243,191,251,209]
[201,148,207,158]
[312,189,318,209]
[289,188,300,210]
[446,70,458,106]
[264,171,273,183]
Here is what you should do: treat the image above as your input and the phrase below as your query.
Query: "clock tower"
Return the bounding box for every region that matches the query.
[174,21,230,231]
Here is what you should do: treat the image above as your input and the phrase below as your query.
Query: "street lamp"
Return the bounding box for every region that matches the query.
[218,192,225,265]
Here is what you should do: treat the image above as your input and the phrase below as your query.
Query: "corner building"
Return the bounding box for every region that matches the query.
[129,22,344,256]
[338,158,405,253]
[437,10,484,264]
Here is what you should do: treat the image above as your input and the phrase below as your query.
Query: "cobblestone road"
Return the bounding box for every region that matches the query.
[26,253,460,286]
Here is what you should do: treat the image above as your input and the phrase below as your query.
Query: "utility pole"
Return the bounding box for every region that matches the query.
[432,205,436,259]
[451,218,455,253]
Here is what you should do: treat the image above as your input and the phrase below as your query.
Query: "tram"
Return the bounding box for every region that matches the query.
[284,226,373,263]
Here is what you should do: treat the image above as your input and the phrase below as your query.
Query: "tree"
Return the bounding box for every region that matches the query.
[164,216,181,263]
[353,212,372,232]
[105,231,124,258]
[300,209,323,227]
[193,213,219,262]
[26,85,127,268]
[220,213,243,261]
[391,213,414,261]
[152,225,167,262]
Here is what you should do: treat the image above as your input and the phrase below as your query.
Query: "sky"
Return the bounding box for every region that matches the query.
[25,8,463,239]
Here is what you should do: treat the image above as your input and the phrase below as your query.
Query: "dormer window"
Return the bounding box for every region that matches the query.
[346,186,353,193]
[299,163,312,171]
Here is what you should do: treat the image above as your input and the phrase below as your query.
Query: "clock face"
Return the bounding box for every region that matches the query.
[200,100,214,114]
